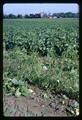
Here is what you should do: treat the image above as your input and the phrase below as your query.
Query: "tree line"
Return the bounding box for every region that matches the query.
[3,12,79,19]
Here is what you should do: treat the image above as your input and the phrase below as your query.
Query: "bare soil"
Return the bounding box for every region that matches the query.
[3,84,77,117]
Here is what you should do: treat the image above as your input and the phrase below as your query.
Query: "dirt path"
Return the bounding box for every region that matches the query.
[3,85,77,116]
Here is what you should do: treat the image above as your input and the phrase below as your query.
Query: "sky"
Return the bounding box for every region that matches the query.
[3,3,79,15]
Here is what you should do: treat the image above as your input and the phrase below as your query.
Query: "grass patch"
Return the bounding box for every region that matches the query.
[3,47,79,100]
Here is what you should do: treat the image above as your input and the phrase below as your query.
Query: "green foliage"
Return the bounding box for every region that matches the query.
[3,78,29,96]
[3,18,79,100]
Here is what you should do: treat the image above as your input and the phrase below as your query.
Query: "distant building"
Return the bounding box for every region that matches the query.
[49,16,53,19]
[53,16,57,19]
[40,12,44,18]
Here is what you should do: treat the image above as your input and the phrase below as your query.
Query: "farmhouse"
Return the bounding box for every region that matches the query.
[53,16,57,19]
[40,12,44,17]
[49,16,53,19]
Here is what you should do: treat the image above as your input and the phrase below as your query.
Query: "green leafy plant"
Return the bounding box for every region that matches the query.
[3,18,79,101]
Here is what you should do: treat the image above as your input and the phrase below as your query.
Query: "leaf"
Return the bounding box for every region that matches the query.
[20,86,29,96]
[66,107,75,115]
[75,108,79,115]
[62,94,68,100]
[15,88,21,97]
[11,78,19,85]
[28,89,34,93]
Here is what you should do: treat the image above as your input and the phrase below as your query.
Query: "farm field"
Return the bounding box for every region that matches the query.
[3,18,79,116]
